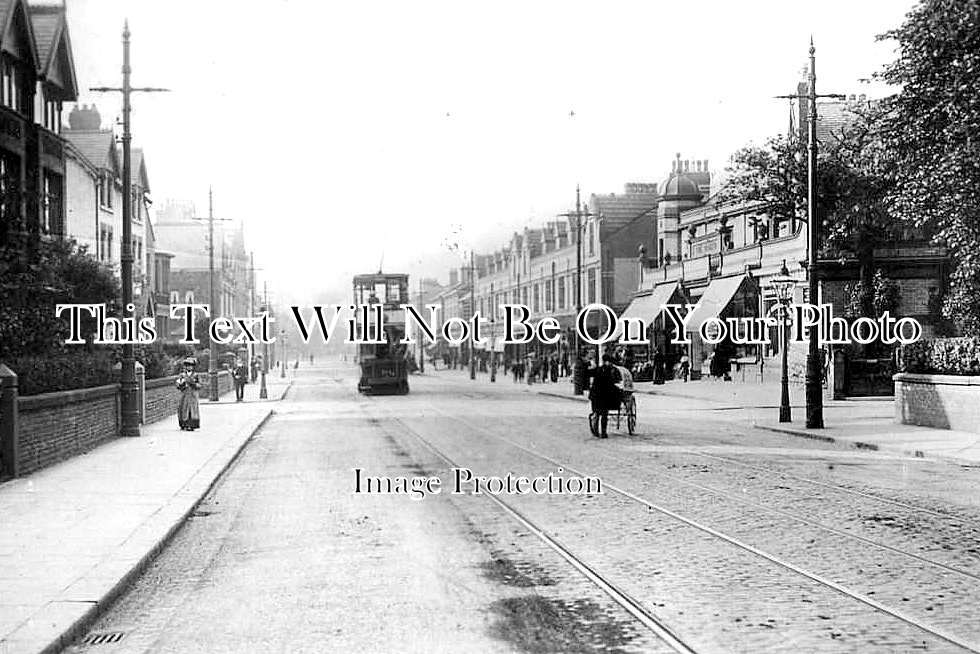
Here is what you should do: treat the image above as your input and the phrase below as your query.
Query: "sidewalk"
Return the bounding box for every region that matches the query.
[0,380,290,654]
[518,372,980,465]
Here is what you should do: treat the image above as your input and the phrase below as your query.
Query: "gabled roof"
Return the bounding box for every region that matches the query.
[0,0,39,68]
[129,148,150,192]
[590,190,659,227]
[28,3,77,99]
[63,130,119,174]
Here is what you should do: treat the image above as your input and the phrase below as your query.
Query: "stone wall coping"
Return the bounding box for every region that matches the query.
[145,375,179,390]
[893,372,980,386]
[19,383,120,411]
[146,370,231,390]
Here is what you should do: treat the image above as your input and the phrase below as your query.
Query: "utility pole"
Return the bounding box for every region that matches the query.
[559,185,597,395]
[248,251,256,382]
[280,329,287,378]
[207,187,219,401]
[417,277,424,373]
[259,281,269,399]
[776,39,844,429]
[91,21,169,437]
[490,280,496,382]
[470,250,476,381]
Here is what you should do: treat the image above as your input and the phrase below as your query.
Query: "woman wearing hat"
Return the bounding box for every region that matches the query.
[175,357,201,431]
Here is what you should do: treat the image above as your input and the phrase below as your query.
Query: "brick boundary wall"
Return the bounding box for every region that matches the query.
[17,384,120,476]
[893,372,980,434]
[11,370,234,477]
[145,375,180,424]
[146,370,233,425]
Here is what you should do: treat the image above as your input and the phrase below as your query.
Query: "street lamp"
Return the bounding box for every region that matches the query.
[769,260,799,423]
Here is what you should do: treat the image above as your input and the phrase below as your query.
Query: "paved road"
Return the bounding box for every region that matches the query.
[68,362,980,653]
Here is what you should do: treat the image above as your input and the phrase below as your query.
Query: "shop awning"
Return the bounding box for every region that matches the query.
[685,274,749,333]
[610,281,680,341]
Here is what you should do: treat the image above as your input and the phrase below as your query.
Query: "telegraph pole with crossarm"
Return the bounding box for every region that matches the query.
[91,21,169,438]
[775,38,845,429]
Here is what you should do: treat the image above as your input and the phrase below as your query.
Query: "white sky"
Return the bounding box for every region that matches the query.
[66,0,915,305]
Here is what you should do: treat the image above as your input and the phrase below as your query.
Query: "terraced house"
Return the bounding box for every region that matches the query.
[0,0,77,246]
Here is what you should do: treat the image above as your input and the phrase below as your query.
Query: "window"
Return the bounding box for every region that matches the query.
[1,58,32,118]
[0,152,19,232]
[557,277,565,310]
[99,174,114,209]
[587,268,596,304]
[544,281,552,312]
[41,172,62,235]
[532,284,539,313]
[588,222,595,256]
[38,86,61,132]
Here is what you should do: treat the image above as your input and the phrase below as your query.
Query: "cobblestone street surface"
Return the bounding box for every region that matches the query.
[66,362,980,653]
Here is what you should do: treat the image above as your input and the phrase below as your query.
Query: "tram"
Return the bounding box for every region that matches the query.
[353,272,410,394]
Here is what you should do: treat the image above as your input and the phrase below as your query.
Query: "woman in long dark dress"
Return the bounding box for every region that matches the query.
[176,358,201,431]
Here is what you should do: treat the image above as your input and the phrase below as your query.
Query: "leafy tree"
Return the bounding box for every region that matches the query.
[877,0,980,335]
[721,107,898,317]
[719,134,807,233]
[0,239,119,359]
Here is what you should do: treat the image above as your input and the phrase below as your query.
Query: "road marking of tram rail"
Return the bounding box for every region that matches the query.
[678,449,977,523]
[436,411,980,654]
[378,410,699,654]
[581,446,980,583]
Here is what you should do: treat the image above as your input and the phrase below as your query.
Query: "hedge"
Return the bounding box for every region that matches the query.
[5,352,118,396]
[4,344,190,396]
[898,337,980,376]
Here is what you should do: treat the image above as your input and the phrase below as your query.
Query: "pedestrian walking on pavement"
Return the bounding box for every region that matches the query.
[233,358,248,402]
[550,355,559,383]
[585,354,621,438]
[175,357,201,431]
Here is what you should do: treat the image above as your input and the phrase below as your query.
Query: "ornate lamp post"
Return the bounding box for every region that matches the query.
[769,260,799,423]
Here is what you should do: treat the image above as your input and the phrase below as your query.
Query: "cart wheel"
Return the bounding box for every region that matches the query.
[588,411,600,437]
[626,397,636,435]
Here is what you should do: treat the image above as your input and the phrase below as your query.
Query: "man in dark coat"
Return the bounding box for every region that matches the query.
[232,358,248,402]
[585,354,621,438]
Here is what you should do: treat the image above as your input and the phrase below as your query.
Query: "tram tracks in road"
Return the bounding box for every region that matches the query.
[674,449,980,524]
[409,404,980,653]
[376,413,699,654]
[546,439,980,584]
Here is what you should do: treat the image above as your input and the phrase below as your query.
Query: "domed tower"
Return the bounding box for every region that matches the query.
[657,153,703,263]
